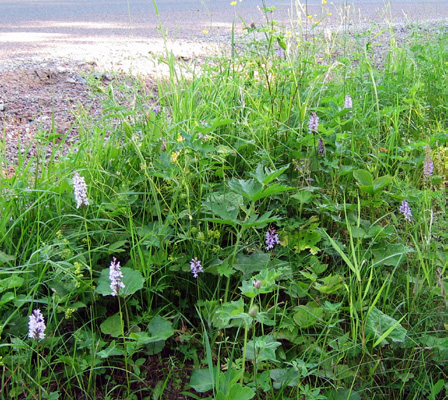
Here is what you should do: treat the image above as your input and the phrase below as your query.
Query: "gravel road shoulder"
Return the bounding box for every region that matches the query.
[0,15,446,172]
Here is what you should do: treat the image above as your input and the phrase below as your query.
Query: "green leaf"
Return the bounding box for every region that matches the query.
[372,175,392,194]
[108,240,128,253]
[100,313,122,337]
[293,303,324,328]
[0,251,15,266]
[372,243,413,267]
[0,292,14,306]
[228,178,262,201]
[245,335,281,362]
[241,210,280,229]
[214,299,250,328]
[96,267,145,297]
[0,275,24,294]
[97,341,125,358]
[189,367,217,393]
[197,117,233,135]
[291,190,314,204]
[327,388,361,400]
[250,164,289,185]
[365,306,407,347]
[240,269,283,298]
[148,316,174,341]
[270,368,300,389]
[353,169,374,195]
[253,184,295,202]
[216,384,255,400]
[201,199,239,227]
[315,274,344,294]
[233,252,270,279]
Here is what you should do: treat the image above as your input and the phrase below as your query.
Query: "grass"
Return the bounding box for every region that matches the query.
[0,1,447,399]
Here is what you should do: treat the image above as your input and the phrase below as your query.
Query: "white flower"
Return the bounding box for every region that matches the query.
[344,94,353,109]
[190,258,204,278]
[308,112,319,134]
[28,309,46,340]
[73,172,89,209]
[109,257,125,296]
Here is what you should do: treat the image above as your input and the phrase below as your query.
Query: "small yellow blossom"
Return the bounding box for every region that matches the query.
[203,29,209,34]
[230,1,237,5]
[328,12,332,16]
[177,134,184,142]
[322,0,327,3]
[171,151,181,163]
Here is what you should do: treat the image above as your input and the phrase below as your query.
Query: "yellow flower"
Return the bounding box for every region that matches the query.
[328,12,332,16]
[203,29,209,34]
[322,0,327,3]
[171,151,181,163]
[230,1,237,5]
[177,134,184,142]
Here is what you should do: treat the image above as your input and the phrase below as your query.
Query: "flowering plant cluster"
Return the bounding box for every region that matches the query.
[73,172,89,209]
[265,227,280,251]
[399,200,413,222]
[28,309,46,341]
[308,112,319,134]
[109,257,125,296]
[190,258,204,278]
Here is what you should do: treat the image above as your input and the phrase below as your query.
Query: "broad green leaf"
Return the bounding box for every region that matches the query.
[214,299,250,328]
[233,252,270,278]
[291,190,314,204]
[96,267,145,297]
[0,275,24,294]
[270,368,300,389]
[250,164,289,185]
[241,210,280,229]
[197,117,233,135]
[228,178,262,201]
[240,269,283,298]
[0,251,15,265]
[148,316,174,341]
[373,175,392,194]
[108,240,128,253]
[216,369,244,396]
[189,367,218,393]
[0,292,14,306]
[420,335,448,363]
[100,313,122,337]
[97,341,125,358]
[252,184,295,202]
[245,335,281,362]
[365,306,407,346]
[327,388,361,400]
[353,169,374,195]
[216,384,255,400]
[371,243,413,267]
[315,274,344,294]
[201,200,239,227]
[293,303,324,328]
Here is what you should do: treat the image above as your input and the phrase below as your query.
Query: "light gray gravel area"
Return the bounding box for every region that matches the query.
[0,0,446,171]
[0,0,447,74]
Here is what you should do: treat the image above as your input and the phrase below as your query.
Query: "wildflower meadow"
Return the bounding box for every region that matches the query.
[0,1,447,399]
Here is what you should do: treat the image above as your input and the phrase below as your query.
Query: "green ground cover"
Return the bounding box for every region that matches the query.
[0,4,447,399]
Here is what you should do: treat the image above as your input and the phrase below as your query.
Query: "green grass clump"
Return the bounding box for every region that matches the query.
[0,8,447,400]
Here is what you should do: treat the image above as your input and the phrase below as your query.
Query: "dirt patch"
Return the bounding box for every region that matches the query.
[0,62,109,173]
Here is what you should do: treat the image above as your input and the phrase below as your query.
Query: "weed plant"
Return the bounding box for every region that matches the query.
[0,2,447,399]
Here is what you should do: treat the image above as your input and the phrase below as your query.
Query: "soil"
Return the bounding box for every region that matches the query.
[0,18,446,176]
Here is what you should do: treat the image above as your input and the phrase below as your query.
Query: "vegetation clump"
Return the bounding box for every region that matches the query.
[0,4,446,399]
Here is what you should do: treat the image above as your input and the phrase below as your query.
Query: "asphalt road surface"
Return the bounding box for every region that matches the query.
[0,0,446,68]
